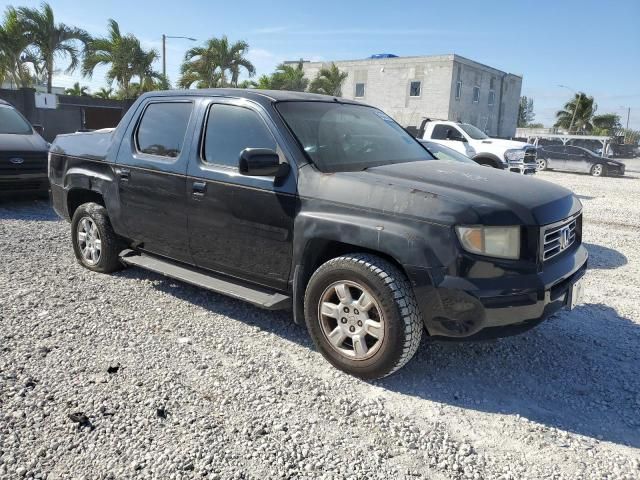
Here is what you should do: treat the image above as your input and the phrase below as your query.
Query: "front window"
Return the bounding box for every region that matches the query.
[0,105,32,134]
[409,81,421,97]
[276,101,435,172]
[355,83,365,98]
[459,123,489,140]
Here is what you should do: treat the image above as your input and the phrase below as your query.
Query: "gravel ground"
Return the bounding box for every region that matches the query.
[1,171,640,479]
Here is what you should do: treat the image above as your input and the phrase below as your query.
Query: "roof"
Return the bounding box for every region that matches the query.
[140,88,364,106]
[0,98,11,106]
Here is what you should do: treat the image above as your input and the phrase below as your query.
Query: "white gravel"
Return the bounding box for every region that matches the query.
[1,170,639,479]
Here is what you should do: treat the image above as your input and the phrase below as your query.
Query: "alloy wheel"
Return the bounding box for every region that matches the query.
[77,217,102,265]
[318,280,385,360]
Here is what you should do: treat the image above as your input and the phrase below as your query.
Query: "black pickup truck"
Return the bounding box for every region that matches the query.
[0,99,49,196]
[49,89,588,379]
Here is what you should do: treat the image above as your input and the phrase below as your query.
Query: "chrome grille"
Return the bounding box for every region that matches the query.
[0,151,48,174]
[542,215,580,261]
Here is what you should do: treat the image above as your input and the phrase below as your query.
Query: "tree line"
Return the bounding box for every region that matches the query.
[518,94,637,142]
[0,3,348,100]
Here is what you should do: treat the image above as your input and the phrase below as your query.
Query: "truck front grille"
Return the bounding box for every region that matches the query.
[541,214,581,261]
[0,151,48,174]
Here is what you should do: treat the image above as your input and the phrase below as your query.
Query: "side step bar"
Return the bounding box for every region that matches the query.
[119,250,291,310]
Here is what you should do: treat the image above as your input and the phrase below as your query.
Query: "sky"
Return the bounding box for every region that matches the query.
[3,0,639,129]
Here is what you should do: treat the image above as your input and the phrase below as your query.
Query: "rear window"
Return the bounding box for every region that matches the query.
[136,102,193,158]
[0,105,32,134]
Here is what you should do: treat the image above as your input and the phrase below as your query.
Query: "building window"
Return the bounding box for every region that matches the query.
[490,77,495,90]
[488,90,495,106]
[355,83,365,98]
[455,81,462,100]
[473,86,480,103]
[409,81,421,97]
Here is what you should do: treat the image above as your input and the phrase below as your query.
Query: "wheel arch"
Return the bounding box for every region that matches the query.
[67,188,105,219]
[473,152,504,168]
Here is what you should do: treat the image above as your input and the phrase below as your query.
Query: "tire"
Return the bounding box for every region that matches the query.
[537,158,547,171]
[71,202,123,273]
[590,163,605,177]
[304,253,423,379]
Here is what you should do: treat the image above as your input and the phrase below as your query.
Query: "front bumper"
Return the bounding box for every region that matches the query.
[0,173,49,196]
[409,244,588,340]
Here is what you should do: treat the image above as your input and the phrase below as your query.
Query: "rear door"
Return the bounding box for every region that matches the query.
[565,146,591,172]
[542,145,566,169]
[115,98,196,263]
[185,98,297,291]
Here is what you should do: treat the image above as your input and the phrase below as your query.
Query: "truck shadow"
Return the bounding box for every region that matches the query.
[583,242,627,269]
[117,267,640,449]
[0,198,57,221]
[380,303,640,448]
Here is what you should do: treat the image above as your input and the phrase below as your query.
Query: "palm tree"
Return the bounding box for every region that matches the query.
[248,74,274,89]
[555,93,596,134]
[64,81,89,96]
[83,19,160,98]
[178,36,255,89]
[308,63,347,96]
[94,87,114,99]
[0,7,36,88]
[17,2,90,93]
[270,60,308,91]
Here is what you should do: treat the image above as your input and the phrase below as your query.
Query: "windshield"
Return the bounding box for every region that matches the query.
[458,123,488,140]
[0,105,33,135]
[276,101,434,172]
[421,141,477,165]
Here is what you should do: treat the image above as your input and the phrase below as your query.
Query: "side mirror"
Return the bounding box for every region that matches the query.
[33,124,44,136]
[239,148,288,177]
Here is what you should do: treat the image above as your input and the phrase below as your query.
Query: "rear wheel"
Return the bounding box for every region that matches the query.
[537,158,547,171]
[71,202,123,273]
[304,253,423,379]
[590,163,605,177]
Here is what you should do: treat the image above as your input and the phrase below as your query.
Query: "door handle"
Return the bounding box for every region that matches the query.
[116,167,130,181]
[192,181,207,198]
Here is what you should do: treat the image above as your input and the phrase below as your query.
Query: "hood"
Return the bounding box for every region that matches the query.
[476,138,533,150]
[310,161,581,226]
[0,132,49,152]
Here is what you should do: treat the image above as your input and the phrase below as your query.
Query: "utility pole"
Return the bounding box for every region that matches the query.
[626,107,631,130]
[161,35,197,81]
[162,34,166,79]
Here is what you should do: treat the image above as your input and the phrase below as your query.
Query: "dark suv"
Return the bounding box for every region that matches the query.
[0,99,49,196]
[49,90,588,379]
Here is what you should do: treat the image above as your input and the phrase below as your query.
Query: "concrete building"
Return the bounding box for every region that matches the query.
[300,54,523,137]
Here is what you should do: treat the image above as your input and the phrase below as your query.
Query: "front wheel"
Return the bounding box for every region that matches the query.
[304,253,423,379]
[590,163,605,177]
[71,202,123,273]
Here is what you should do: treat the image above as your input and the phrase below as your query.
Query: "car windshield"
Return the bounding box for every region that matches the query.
[0,105,32,134]
[458,123,489,140]
[421,141,477,165]
[276,101,435,172]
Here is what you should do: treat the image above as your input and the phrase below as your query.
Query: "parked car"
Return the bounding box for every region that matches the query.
[419,140,480,165]
[418,119,537,174]
[0,99,49,196]
[536,145,625,177]
[49,89,588,379]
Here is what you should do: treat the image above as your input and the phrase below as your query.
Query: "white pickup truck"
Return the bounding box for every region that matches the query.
[419,120,537,175]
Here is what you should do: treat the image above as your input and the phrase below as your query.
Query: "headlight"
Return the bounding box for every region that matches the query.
[504,149,525,161]
[456,226,521,259]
